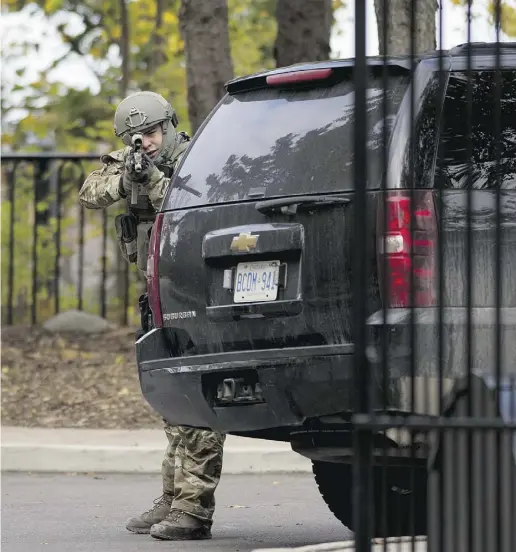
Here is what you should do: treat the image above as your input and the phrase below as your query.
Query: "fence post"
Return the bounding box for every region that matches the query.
[7,165,16,325]
[352,1,373,551]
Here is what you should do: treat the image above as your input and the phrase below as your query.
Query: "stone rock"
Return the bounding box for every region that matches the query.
[43,310,117,333]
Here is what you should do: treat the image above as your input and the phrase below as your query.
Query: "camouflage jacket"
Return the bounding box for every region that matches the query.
[78,133,190,211]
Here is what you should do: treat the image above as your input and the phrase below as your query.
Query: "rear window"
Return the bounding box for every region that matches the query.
[165,73,410,210]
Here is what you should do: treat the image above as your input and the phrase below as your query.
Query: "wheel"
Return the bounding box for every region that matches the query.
[312,460,427,538]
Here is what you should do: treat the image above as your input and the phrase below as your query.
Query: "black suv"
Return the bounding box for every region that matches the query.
[137,43,516,537]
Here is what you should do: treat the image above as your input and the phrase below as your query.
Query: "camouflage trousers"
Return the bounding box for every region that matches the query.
[162,421,226,524]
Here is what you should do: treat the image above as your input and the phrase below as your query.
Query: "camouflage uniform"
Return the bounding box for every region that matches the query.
[79,140,189,274]
[162,424,225,521]
[78,91,225,541]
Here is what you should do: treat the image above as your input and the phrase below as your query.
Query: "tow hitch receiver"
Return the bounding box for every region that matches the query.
[215,377,265,405]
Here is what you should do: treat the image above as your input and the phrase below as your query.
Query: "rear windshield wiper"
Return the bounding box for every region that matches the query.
[255,195,352,215]
[172,175,203,198]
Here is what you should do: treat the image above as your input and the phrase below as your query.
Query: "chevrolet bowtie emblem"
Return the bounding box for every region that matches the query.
[230,232,259,252]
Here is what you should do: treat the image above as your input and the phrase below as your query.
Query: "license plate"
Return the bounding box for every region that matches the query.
[233,260,280,303]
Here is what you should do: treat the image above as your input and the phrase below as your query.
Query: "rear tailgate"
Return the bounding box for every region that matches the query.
[157,66,410,356]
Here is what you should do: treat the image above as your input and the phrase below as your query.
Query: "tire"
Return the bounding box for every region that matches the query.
[312,460,427,538]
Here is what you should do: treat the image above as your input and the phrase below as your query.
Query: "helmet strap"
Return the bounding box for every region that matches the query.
[153,119,178,166]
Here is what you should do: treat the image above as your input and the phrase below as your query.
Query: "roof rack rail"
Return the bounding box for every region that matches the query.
[449,41,516,56]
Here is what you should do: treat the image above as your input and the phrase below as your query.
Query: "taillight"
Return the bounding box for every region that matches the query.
[377,191,438,308]
[147,212,164,327]
[266,68,333,86]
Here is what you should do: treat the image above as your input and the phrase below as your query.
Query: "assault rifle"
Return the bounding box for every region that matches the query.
[130,133,143,205]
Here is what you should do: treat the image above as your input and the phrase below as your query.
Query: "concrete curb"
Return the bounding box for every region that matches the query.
[1,426,312,475]
[253,537,428,552]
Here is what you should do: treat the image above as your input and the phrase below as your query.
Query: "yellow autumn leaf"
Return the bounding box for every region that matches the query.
[45,0,64,12]
[488,1,516,36]
[111,25,122,40]
[163,11,178,25]
[56,337,67,349]
[60,349,80,360]
[80,352,98,360]
[90,46,103,58]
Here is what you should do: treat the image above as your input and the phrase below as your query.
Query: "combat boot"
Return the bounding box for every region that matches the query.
[149,508,212,540]
[125,493,173,534]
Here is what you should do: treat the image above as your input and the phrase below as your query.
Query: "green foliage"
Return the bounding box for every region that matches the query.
[229,0,277,76]
[2,0,344,325]
[3,0,283,148]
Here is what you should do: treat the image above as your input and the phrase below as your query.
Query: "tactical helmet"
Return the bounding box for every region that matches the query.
[113,91,180,166]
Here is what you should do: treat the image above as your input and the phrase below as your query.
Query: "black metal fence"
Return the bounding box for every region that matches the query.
[351,1,515,552]
[2,2,516,550]
[1,153,140,327]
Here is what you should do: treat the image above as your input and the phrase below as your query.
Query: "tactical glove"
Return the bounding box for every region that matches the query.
[120,153,154,197]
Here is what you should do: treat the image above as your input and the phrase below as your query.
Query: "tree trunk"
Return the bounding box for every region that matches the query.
[150,0,167,72]
[274,0,332,68]
[374,0,437,56]
[179,0,234,135]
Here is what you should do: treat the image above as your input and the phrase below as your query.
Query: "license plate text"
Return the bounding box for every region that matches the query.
[233,261,280,303]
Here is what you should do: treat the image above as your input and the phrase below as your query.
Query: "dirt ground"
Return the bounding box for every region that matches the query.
[1,325,162,429]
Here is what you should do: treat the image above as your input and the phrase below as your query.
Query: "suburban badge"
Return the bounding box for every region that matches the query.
[230,232,259,252]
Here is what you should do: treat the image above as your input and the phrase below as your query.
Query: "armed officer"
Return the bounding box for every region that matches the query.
[79,91,226,541]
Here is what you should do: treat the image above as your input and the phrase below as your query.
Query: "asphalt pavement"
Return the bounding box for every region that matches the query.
[1,472,352,552]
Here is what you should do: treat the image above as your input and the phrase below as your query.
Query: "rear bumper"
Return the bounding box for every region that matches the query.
[137,331,355,433]
[136,307,516,436]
